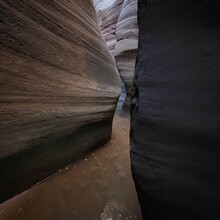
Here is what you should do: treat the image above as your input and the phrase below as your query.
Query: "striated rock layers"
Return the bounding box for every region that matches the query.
[94,0,138,113]
[114,0,138,112]
[131,0,220,219]
[94,0,124,55]
[0,0,120,203]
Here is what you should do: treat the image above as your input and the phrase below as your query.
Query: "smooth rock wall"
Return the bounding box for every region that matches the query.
[0,0,120,203]
[114,51,136,112]
[94,0,138,113]
[114,0,138,112]
[131,0,220,219]
[94,0,124,55]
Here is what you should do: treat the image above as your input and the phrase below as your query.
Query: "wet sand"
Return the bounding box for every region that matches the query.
[0,109,142,220]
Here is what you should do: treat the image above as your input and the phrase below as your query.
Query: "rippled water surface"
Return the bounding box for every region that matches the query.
[0,109,142,220]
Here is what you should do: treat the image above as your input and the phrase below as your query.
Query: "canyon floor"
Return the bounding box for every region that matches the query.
[0,103,142,220]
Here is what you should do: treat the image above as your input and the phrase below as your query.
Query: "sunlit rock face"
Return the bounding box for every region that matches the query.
[131,0,220,219]
[0,0,120,202]
[114,0,138,112]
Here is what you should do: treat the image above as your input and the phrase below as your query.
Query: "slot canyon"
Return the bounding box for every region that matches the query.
[0,0,219,220]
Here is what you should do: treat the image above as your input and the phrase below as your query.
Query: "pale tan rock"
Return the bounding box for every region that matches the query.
[114,0,138,112]
[94,0,138,112]
[115,51,137,111]
[114,39,138,56]
[94,0,124,55]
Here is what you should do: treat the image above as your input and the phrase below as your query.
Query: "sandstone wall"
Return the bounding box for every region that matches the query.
[114,0,138,112]
[131,0,220,219]
[94,0,124,55]
[94,0,138,113]
[0,0,120,202]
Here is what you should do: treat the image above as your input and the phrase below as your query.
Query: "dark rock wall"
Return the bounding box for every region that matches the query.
[0,0,120,203]
[131,0,220,219]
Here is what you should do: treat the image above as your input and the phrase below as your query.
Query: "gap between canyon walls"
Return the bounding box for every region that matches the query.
[94,0,138,114]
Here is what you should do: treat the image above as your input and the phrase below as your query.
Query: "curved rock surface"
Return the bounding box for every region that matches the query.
[94,0,124,55]
[94,0,138,113]
[114,0,138,112]
[131,0,220,219]
[0,0,120,202]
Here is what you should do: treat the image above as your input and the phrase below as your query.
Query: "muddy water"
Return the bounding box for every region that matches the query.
[0,111,142,220]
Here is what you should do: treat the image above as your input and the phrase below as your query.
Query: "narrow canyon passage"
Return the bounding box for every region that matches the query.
[1,0,219,219]
[0,103,142,220]
[0,0,142,218]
